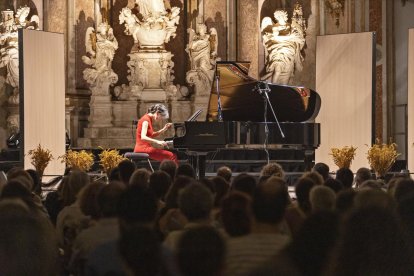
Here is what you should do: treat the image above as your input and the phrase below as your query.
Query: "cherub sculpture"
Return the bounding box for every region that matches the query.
[119,8,141,44]
[261,4,306,85]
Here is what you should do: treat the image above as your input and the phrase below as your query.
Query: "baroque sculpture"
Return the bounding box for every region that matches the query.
[82,22,118,95]
[186,22,219,96]
[119,0,180,101]
[82,21,118,129]
[261,4,306,85]
[0,7,39,133]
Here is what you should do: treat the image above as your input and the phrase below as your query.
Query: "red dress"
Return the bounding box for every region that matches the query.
[134,114,178,164]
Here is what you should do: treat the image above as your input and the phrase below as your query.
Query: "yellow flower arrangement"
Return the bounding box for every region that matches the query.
[367,140,400,177]
[27,144,53,178]
[330,146,357,169]
[59,150,94,172]
[98,148,126,175]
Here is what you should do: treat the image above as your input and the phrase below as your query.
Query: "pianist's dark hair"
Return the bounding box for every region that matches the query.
[147,104,169,119]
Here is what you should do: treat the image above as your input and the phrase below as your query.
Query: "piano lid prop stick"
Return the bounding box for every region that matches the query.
[264,82,285,138]
[215,67,223,122]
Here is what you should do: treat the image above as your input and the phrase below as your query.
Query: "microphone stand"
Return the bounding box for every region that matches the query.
[256,81,285,164]
[215,68,223,122]
[262,81,285,139]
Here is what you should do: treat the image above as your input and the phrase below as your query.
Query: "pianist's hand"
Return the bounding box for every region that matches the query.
[158,140,169,148]
[162,123,173,131]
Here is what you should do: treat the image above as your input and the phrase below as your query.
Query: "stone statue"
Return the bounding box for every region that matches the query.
[136,0,166,18]
[82,22,118,94]
[0,7,40,98]
[0,7,40,133]
[261,4,306,85]
[119,1,181,102]
[119,1,180,47]
[186,22,219,96]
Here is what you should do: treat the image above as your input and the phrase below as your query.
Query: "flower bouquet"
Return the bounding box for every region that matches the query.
[330,146,357,169]
[367,140,400,178]
[98,148,126,176]
[27,144,53,180]
[59,150,94,172]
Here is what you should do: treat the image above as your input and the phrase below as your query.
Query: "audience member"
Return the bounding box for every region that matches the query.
[284,177,315,235]
[335,168,354,189]
[354,167,373,188]
[312,162,331,181]
[393,178,414,203]
[149,170,172,206]
[259,162,285,179]
[335,188,356,215]
[160,160,178,181]
[178,226,225,276]
[224,176,290,276]
[119,225,166,276]
[231,173,256,197]
[324,178,344,194]
[70,182,125,273]
[220,191,253,237]
[216,166,232,182]
[0,200,59,276]
[176,163,196,178]
[85,186,160,276]
[129,168,151,187]
[328,207,414,275]
[302,171,324,186]
[78,181,106,222]
[309,185,336,212]
[164,183,214,251]
[118,159,136,186]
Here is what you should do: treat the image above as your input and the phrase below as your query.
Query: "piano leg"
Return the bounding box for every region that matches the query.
[304,149,315,172]
[187,151,208,179]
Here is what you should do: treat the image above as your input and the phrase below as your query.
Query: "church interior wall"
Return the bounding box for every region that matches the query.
[0,0,413,157]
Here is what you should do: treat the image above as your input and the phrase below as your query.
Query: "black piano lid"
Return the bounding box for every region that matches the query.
[207,61,321,123]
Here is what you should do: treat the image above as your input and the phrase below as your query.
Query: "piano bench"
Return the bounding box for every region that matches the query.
[124,152,154,172]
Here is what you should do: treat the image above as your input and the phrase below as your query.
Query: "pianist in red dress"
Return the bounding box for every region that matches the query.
[134,104,178,164]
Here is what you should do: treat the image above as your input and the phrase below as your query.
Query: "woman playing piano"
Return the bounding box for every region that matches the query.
[134,104,178,164]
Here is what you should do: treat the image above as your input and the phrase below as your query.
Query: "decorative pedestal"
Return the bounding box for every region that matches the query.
[128,51,174,102]
[77,127,134,149]
[192,96,210,121]
[112,100,138,127]
[88,95,112,128]
[6,103,19,134]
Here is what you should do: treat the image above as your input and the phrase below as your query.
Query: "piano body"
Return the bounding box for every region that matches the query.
[169,61,321,178]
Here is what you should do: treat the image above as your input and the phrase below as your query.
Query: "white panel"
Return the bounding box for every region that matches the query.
[21,29,66,176]
[316,32,374,172]
[408,29,414,172]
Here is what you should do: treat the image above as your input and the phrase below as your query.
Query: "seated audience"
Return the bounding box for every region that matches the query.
[259,162,285,179]
[224,176,290,276]
[354,167,373,188]
[216,166,232,182]
[177,226,226,276]
[328,207,414,275]
[221,191,253,237]
[309,185,336,213]
[335,167,354,189]
[312,162,331,181]
[176,163,196,179]
[129,168,151,188]
[159,160,178,181]
[164,183,214,251]
[231,173,257,197]
[118,159,136,186]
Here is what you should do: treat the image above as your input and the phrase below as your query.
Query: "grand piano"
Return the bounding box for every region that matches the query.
[168,61,321,178]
